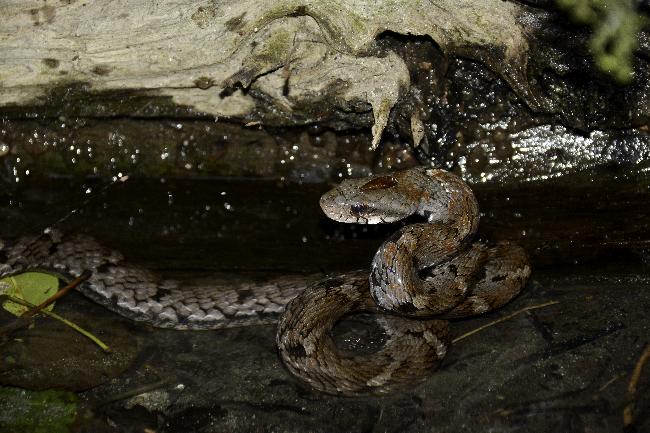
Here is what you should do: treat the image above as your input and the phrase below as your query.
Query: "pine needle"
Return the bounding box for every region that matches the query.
[452,300,560,344]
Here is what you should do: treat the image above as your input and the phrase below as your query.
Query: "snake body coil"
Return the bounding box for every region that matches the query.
[0,167,530,395]
[277,167,530,394]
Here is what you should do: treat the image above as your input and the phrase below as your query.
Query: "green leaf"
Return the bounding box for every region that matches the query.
[0,272,60,316]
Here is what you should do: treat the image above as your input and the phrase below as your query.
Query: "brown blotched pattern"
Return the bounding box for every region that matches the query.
[0,167,529,396]
[277,271,449,395]
[279,167,530,394]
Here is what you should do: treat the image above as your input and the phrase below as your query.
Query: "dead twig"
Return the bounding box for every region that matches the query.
[22,270,91,319]
[623,344,650,429]
[95,379,171,407]
[596,374,623,394]
[1,294,111,352]
[452,300,560,344]
[0,270,109,352]
[0,271,91,337]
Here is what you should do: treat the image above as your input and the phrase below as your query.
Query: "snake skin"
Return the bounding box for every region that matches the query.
[1,167,530,395]
[276,270,450,395]
[0,231,314,330]
[277,167,530,394]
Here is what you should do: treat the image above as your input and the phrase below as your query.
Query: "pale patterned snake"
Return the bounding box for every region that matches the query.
[0,167,530,395]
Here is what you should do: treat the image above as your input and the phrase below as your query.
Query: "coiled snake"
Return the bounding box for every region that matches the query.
[0,167,530,395]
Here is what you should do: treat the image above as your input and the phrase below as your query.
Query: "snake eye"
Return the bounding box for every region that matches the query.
[360,176,398,191]
[350,203,371,216]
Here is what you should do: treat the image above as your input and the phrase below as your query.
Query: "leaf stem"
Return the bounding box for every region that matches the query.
[2,294,111,353]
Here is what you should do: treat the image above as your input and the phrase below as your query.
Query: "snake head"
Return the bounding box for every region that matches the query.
[320,173,418,224]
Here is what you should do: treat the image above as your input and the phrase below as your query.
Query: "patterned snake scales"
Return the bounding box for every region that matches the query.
[0,167,530,395]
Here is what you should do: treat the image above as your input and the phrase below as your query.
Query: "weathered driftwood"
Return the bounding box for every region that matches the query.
[0,0,537,147]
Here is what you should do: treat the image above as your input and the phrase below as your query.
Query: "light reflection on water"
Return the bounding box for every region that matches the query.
[2,115,648,186]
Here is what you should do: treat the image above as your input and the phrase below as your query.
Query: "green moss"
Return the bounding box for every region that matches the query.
[256,29,292,63]
[556,0,649,83]
[248,1,370,54]
[0,387,79,433]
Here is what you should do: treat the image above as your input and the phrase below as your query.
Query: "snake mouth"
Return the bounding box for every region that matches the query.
[321,199,383,224]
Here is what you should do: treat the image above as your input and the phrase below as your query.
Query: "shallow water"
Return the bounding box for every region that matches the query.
[2,171,648,273]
